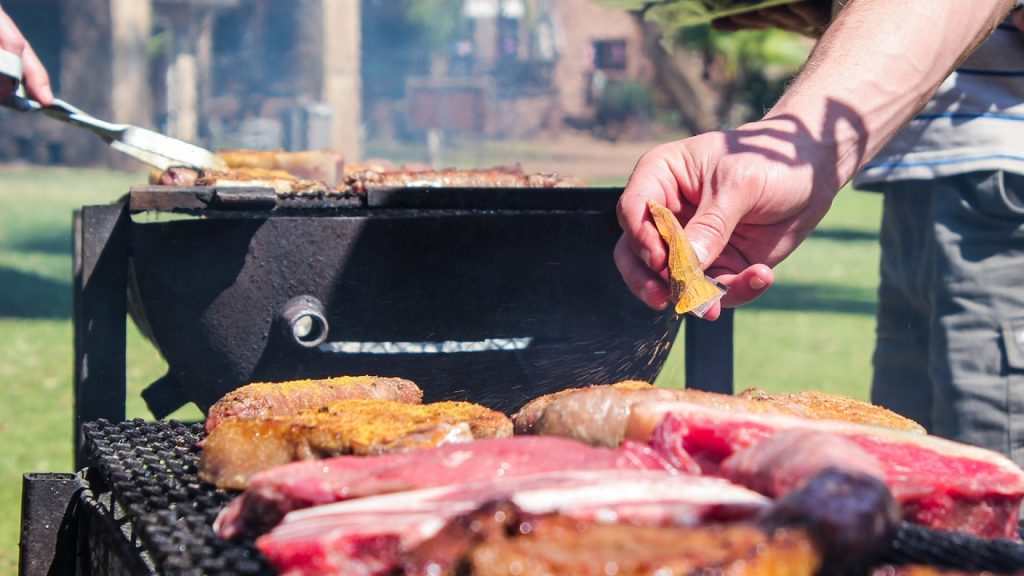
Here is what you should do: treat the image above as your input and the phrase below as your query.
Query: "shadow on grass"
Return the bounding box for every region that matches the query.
[0,266,70,318]
[749,282,877,316]
[809,228,878,243]
[11,231,73,255]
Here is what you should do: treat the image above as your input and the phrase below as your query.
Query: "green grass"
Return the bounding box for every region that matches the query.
[0,165,883,572]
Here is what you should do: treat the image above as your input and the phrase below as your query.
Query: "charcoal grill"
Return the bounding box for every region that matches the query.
[22,181,735,574]
[24,183,1024,575]
[70,183,736,465]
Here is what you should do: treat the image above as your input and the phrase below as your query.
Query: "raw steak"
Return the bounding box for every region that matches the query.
[215,436,675,538]
[255,470,770,576]
[628,401,1024,539]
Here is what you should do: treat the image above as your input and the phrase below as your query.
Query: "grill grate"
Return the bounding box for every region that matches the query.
[82,419,272,576]
[82,419,1024,575]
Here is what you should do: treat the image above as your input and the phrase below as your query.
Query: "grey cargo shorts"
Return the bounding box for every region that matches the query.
[868,170,1024,466]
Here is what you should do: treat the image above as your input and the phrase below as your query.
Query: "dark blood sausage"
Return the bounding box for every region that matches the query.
[760,469,900,576]
[204,375,423,434]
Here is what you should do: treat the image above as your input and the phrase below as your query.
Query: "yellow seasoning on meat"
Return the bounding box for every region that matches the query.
[648,200,727,318]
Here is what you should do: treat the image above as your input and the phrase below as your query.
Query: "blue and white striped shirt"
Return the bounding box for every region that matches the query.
[854,15,1024,185]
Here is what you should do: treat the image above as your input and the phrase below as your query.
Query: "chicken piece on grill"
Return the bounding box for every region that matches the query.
[199,399,512,490]
[404,503,820,576]
[204,375,423,434]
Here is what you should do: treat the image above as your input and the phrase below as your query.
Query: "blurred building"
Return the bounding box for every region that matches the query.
[0,0,651,167]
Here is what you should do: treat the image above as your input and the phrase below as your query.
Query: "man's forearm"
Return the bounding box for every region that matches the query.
[765,0,1014,188]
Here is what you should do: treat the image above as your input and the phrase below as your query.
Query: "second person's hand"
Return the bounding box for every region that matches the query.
[0,7,53,105]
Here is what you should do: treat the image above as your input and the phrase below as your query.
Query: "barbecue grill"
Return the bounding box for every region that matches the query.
[23,181,733,574]
[20,183,1024,575]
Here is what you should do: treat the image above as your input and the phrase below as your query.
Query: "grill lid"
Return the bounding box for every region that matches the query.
[82,419,1024,575]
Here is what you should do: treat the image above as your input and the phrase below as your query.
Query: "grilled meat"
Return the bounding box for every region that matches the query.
[254,471,771,576]
[629,401,1024,539]
[738,386,925,433]
[513,380,653,435]
[216,149,345,185]
[345,164,587,195]
[529,385,927,449]
[204,375,422,434]
[200,399,511,490]
[761,468,900,575]
[215,436,675,539]
[461,512,819,576]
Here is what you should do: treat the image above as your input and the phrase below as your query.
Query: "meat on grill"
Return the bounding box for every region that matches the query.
[512,379,653,435]
[721,429,888,499]
[216,149,346,186]
[199,399,512,490]
[628,401,1024,539]
[204,375,423,435]
[254,471,773,576]
[448,512,819,576]
[737,386,925,433]
[761,468,900,575]
[527,384,923,449]
[215,436,676,539]
[344,164,587,195]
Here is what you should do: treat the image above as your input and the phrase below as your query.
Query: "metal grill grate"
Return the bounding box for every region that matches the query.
[81,419,1024,575]
[82,419,272,576]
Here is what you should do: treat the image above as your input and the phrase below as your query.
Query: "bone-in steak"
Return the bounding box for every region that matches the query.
[628,401,1024,539]
[255,471,771,576]
[215,436,675,539]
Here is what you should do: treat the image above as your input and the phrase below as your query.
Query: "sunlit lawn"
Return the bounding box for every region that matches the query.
[0,162,881,572]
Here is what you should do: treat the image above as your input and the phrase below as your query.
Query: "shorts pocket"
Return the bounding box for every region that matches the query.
[967,171,1024,219]
[1002,317,1024,371]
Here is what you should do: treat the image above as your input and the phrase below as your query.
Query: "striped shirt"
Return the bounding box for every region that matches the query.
[853,17,1024,185]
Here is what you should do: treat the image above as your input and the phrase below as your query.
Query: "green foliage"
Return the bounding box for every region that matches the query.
[677,24,811,121]
[596,79,654,125]
[401,0,469,54]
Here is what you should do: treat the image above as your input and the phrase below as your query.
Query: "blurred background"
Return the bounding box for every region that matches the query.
[0,0,810,167]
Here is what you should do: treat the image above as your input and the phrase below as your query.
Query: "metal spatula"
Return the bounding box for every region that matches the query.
[0,48,225,171]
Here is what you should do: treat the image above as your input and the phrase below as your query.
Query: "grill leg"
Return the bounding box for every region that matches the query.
[73,204,130,469]
[684,308,734,394]
[19,473,84,576]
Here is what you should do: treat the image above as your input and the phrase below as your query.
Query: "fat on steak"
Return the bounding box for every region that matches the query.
[204,375,423,434]
[199,399,512,490]
[528,385,925,448]
[215,436,676,539]
[628,401,1024,539]
[254,470,771,576]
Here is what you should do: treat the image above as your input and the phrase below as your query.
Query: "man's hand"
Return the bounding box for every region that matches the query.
[0,8,53,105]
[711,0,832,37]
[616,118,843,320]
[1014,6,1024,31]
[617,0,1015,320]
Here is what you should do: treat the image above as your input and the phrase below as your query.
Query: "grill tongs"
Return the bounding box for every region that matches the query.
[0,48,225,170]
